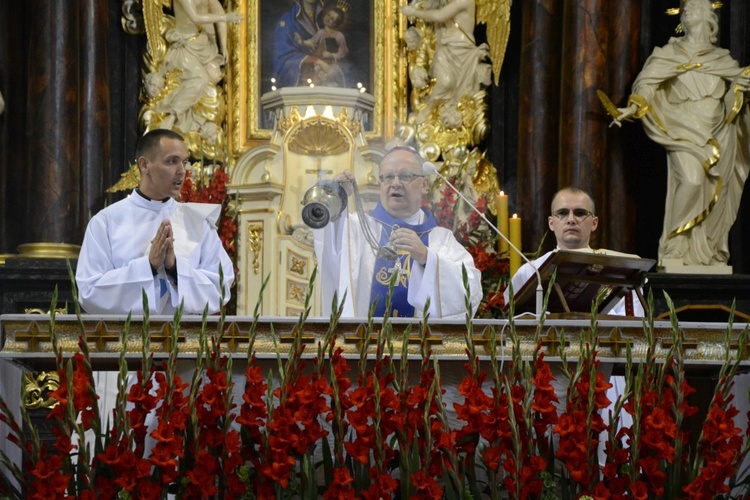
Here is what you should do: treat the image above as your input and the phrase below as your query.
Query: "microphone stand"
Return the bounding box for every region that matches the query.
[424,162,544,317]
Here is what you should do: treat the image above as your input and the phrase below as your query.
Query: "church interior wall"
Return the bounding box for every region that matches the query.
[0,0,747,272]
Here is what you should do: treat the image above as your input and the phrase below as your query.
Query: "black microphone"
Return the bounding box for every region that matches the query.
[423,161,544,317]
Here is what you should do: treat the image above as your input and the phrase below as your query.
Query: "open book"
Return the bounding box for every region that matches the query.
[505,250,656,316]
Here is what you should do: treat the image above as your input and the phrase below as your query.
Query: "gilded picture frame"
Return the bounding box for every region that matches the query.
[227,0,407,154]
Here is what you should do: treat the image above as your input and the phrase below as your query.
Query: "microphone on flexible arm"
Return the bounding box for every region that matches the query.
[423,161,544,317]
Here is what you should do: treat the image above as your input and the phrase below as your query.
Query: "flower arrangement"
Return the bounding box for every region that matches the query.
[431,181,510,318]
[180,165,237,267]
[180,165,238,313]
[1,279,750,499]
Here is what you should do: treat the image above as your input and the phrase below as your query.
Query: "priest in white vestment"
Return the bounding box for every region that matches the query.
[314,147,482,320]
[504,187,644,317]
[504,186,642,465]
[75,129,234,429]
[76,129,234,315]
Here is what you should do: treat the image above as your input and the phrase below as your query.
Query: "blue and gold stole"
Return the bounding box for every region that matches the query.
[369,203,437,317]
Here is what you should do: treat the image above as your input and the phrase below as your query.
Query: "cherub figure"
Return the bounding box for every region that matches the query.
[141,0,242,156]
[294,5,349,87]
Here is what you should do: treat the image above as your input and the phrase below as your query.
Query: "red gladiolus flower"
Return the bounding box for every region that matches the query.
[362,468,399,500]
[630,480,649,500]
[411,469,443,499]
[683,391,744,497]
[323,467,357,499]
[186,450,220,497]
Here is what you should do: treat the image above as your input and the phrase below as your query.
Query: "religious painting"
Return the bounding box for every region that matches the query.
[260,0,372,97]
[227,0,407,152]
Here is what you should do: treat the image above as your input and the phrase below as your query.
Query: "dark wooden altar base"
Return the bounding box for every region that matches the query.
[0,258,77,314]
[644,272,750,321]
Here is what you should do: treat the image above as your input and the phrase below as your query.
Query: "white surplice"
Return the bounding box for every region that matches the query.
[76,190,234,315]
[314,210,482,320]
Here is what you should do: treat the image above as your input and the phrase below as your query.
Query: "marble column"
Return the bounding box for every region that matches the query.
[25,1,81,244]
[558,0,608,247]
[605,1,641,253]
[516,0,563,252]
[79,0,111,233]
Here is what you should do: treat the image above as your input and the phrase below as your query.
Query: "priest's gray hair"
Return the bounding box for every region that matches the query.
[379,146,427,173]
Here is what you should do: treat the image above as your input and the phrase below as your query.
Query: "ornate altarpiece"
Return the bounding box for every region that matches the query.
[123,0,503,317]
[224,0,408,316]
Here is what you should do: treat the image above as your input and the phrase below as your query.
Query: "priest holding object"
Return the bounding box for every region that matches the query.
[313,147,482,319]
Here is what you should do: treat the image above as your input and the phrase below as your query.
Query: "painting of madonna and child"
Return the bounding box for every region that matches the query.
[261,0,372,96]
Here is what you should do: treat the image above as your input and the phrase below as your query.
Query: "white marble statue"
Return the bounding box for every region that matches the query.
[142,0,242,151]
[612,0,750,268]
[401,0,491,124]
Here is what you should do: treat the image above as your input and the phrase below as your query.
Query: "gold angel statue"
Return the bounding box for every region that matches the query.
[140,0,242,158]
[399,0,510,197]
[401,0,510,103]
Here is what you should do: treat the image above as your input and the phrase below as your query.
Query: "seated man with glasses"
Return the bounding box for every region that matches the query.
[506,186,643,456]
[504,186,643,316]
[314,146,482,319]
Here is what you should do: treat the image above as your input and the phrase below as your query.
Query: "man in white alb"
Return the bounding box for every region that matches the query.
[504,186,644,317]
[76,128,234,315]
[75,129,234,426]
[314,147,482,319]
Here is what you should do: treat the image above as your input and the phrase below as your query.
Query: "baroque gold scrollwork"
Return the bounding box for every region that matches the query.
[287,116,352,157]
[24,372,60,411]
[248,224,262,275]
[288,281,307,304]
[24,307,68,315]
[289,255,306,276]
[277,107,303,137]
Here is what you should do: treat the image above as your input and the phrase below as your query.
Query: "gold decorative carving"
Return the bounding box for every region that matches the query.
[288,253,306,276]
[15,321,49,352]
[25,307,68,315]
[598,329,634,359]
[337,108,361,137]
[1,315,747,362]
[287,281,307,304]
[247,224,262,275]
[277,107,302,137]
[106,164,140,193]
[287,116,351,156]
[24,372,60,410]
[471,154,499,197]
